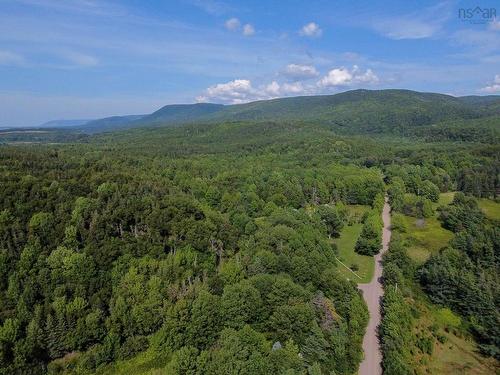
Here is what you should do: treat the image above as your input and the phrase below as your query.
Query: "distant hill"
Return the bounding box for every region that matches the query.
[141,103,224,125]
[202,89,495,133]
[457,95,500,105]
[43,89,500,134]
[39,119,93,128]
[77,115,146,133]
[76,104,224,133]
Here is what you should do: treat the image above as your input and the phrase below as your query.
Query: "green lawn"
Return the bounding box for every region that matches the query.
[400,215,453,264]
[437,192,499,221]
[333,223,374,283]
[477,198,500,221]
[437,192,455,206]
[345,204,371,223]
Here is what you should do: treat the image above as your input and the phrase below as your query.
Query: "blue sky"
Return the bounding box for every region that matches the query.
[0,0,499,126]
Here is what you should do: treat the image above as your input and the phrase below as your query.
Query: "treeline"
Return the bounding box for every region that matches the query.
[380,237,416,374]
[354,193,384,256]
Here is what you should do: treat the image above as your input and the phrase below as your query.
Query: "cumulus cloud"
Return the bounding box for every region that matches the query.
[197,66,379,104]
[197,78,310,104]
[225,17,240,31]
[318,68,352,87]
[197,79,258,103]
[0,50,25,66]
[318,65,379,87]
[242,24,255,36]
[352,65,379,83]
[299,22,322,37]
[281,82,305,94]
[283,64,319,80]
[265,81,280,96]
[479,74,500,93]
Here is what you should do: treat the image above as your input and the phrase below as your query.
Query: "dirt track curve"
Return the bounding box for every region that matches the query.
[358,196,391,375]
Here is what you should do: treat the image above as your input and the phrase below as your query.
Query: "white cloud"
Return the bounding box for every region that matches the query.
[299,22,322,37]
[0,50,25,66]
[283,64,319,80]
[197,66,379,104]
[197,78,310,104]
[63,51,98,67]
[318,68,353,86]
[265,81,280,96]
[242,23,255,36]
[197,79,257,103]
[318,65,379,87]
[225,17,240,31]
[352,65,379,83]
[479,74,500,93]
[281,82,305,94]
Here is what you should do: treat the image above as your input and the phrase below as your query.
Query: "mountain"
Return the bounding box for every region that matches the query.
[39,119,93,128]
[72,89,500,134]
[202,89,488,132]
[77,103,224,133]
[457,95,500,105]
[77,115,146,133]
[140,103,224,125]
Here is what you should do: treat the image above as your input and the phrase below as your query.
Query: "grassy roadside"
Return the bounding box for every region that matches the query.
[333,223,374,284]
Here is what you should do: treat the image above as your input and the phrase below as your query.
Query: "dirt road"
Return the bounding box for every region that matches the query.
[358,196,391,375]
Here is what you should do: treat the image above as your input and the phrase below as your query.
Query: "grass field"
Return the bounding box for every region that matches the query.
[411,301,498,375]
[345,204,370,223]
[436,192,499,221]
[477,198,500,220]
[400,215,453,264]
[333,223,374,283]
[399,193,455,264]
[437,191,455,206]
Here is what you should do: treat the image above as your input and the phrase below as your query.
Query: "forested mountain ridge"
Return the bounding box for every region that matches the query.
[78,115,146,133]
[32,89,500,135]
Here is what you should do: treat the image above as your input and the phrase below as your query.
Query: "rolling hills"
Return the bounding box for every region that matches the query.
[76,89,500,135]
[3,89,499,143]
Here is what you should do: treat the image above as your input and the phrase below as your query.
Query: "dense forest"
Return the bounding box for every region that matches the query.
[0,90,499,374]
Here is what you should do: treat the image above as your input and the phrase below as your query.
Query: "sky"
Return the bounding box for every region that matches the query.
[0,0,499,126]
